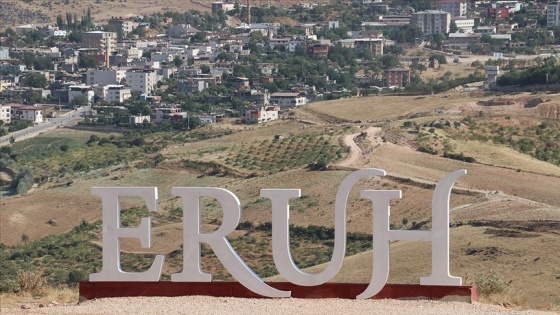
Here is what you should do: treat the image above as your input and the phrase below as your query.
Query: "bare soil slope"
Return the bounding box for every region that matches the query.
[2,91,560,309]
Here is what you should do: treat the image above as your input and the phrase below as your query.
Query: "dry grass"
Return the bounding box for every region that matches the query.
[0,287,78,308]
[3,91,560,311]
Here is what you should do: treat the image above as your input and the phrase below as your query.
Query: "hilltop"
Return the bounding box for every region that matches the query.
[1,91,560,311]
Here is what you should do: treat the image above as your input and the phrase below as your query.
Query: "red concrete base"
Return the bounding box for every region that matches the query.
[79,282,477,303]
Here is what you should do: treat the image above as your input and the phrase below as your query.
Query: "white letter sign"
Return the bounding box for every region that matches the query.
[90,168,467,299]
[89,187,164,282]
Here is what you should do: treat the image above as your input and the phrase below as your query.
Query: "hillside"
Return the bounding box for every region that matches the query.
[1,91,560,310]
[0,0,324,30]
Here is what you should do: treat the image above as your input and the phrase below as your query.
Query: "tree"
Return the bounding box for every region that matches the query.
[449,21,459,33]
[173,55,184,68]
[191,32,207,43]
[23,73,48,88]
[78,55,97,69]
[23,90,43,105]
[73,94,89,106]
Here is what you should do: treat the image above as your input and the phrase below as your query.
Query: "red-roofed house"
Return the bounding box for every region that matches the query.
[245,105,279,124]
[8,103,43,124]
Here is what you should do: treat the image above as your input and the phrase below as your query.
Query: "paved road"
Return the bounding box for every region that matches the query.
[0,106,89,146]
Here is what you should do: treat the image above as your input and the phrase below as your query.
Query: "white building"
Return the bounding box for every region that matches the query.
[48,29,67,37]
[245,105,279,124]
[68,85,95,105]
[0,47,9,60]
[411,10,451,36]
[125,69,158,94]
[270,92,307,108]
[452,17,475,33]
[86,69,127,86]
[129,115,151,124]
[199,115,216,125]
[8,104,43,124]
[548,1,560,28]
[436,0,467,17]
[104,85,132,103]
[0,104,11,123]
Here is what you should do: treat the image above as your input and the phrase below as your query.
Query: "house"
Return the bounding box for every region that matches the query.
[68,85,95,105]
[307,44,329,57]
[167,24,201,37]
[446,32,482,50]
[384,68,410,88]
[228,77,250,88]
[86,69,127,86]
[212,1,235,14]
[245,105,279,124]
[153,106,188,123]
[0,47,9,60]
[488,7,509,20]
[234,89,270,106]
[270,92,307,108]
[199,114,216,125]
[354,39,383,57]
[0,104,11,123]
[452,17,475,33]
[104,85,132,103]
[129,115,151,124]
[7,103,43,124]
[178,79,209,94]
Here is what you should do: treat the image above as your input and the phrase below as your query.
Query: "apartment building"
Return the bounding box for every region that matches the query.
[436,0,468,17]
[411,10,451,36]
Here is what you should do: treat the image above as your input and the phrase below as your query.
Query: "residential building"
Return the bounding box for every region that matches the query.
[0,47,9,60]
[125,69,158,94]
[436,0,468,17]
[153,106,187,123]
[0,78,10,92]
[108,18,140,36]
[475,26,497,34]
[48,28,67,37]
[497,23,518,34]
[129,115,151,124]
[234,89,270,106]
[446,32,483,49]
[411,10,451,36]
[245,105,279,123]
[68,85,95,105]
[384,68,410,87]
[270,92,307,108]
[199,114,216,125]
[105,85,132,103]
[212,1,235,14]
[8,104,43,123]
[488,7,509,20]
[228,77,250,88]
[452,17,475,33]
[0,104,11,123]
[354,39,384,57]
[410,10,451,36]
[178,79,209,94]
[86,69,127,86]
[82,31,117,51]
[307,44,329,57]
[548,1,560,28]
[167,24,201,37]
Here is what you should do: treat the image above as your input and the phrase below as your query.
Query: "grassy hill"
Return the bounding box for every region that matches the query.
[1,91,560,311]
